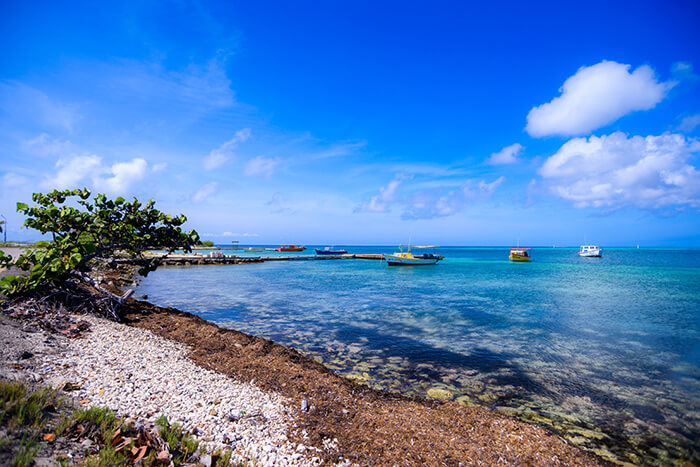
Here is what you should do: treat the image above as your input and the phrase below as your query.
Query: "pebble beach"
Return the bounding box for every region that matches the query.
[36,315,323,466]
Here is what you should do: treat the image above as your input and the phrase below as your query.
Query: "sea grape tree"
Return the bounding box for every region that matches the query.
[0,188,199,313]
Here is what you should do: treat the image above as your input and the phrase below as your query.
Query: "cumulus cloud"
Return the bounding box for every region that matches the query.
[203,128,251,170]
[487,143,524,165]
[41,155,149,194]
[678,114,700,133]
[42,155,102,190]
[98,158,147,194]
[192,181,218,202]
[526,61,675,137]
[244,156,280,178]
[354,176,405,213]
[401,177,505,220]
[539,132,700,209]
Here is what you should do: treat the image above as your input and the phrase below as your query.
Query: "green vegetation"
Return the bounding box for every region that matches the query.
[199,240,215,247]
[0,189,199,306]
[0,381,243,466]
[11,435,39,467]
[0,381,60,467]
[57,406,120,444]
[0,380,59,430]
[155,414,201,465]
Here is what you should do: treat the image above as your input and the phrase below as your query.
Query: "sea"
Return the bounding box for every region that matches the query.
[135,246,700,464]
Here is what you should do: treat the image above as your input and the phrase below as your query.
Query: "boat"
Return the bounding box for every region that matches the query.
[509,248,531,262]
[579,245,602,257]
[277,245,305,252]
[315,247,348,255]
[243,247,264,252]
[383,246,442,266]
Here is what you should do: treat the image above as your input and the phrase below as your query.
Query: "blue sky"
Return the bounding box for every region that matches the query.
[1,1,699,246]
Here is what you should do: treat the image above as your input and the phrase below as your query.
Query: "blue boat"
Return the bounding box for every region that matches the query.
[315,247,348,255]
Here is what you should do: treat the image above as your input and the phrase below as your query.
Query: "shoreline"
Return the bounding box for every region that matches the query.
[120,298,603,465]
[1,254,604,464]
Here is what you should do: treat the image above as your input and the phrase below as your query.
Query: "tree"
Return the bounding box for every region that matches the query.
[0,189,199,318]
[199,240,214,247]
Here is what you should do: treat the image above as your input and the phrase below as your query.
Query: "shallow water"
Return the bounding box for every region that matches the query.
[136,247,700,464]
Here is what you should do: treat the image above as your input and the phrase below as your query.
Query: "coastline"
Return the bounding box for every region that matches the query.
[1,256,603,464]
[120,298,603,465]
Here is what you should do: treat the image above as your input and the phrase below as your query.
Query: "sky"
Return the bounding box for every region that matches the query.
[1,0,699,246]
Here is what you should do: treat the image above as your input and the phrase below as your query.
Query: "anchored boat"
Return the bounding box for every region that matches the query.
[277,245,305,252]
[315,247,348,255]
[509,248,531,262]
[383,246,443,266]
[579,245,602,257]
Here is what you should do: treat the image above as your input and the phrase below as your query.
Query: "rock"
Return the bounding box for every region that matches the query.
[156,450,170,463]
[301,399,309,413]
[426,387,453,400]
[20,350,33,359]
[200,454,212,467]
[141,294,148,299]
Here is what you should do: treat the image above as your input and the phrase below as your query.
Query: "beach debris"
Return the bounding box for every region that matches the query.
[301,399,309,413]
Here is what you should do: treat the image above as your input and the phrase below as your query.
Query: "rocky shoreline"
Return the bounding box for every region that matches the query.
[0,258,606,465]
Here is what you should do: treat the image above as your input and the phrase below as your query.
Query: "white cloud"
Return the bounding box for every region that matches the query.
[192,181,218,202]
[526,61,675,137]
[402,177,505,220]
[106,57,236,113]
[152,162,168,172]
[203,128,251,170]
[679,114,700,133]
[539,132,700,209]
[41,155,150,194]
[244,156,280,178]
[42,155,103,190]
[0,82,79,132]
[2,173,29,188]
[354,176,405,213]
[98,158,147,194]
[487,143,524,165]
[21,133,75,157]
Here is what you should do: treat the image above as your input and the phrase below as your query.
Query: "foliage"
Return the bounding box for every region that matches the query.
[0,381,59,430]
[199,240,215,247]
[0,188,199,300]
[11,435,39,467]
[57,406,119,443]
[155,414,201,465]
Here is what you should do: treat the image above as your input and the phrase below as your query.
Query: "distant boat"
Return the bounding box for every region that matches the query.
[509,248,531,262]
[315,247,348,255]
[579,245,602,257]
[243,247,265,252]
[383,246,442,266]
[278,245,305,252]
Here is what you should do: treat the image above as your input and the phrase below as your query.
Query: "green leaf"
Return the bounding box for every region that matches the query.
[16,202,28,211]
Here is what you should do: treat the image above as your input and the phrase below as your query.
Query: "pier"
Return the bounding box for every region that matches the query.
[130,252,386,267]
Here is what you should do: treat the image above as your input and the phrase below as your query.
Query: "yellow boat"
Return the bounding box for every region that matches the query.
[509,248,531,262]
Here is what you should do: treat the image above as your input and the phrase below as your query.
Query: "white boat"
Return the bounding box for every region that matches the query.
[579,245,602,257]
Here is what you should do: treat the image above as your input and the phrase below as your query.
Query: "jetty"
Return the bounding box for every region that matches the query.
[131,252,386,267]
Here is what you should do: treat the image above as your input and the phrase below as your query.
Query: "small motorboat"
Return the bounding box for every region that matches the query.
[315,247,348,255]
[278,245,305,252]
[383,246,441,266]
[579,245,602,257]
[509,248,531,262]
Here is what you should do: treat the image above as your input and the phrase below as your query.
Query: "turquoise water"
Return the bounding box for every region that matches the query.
[136,247,700,464]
